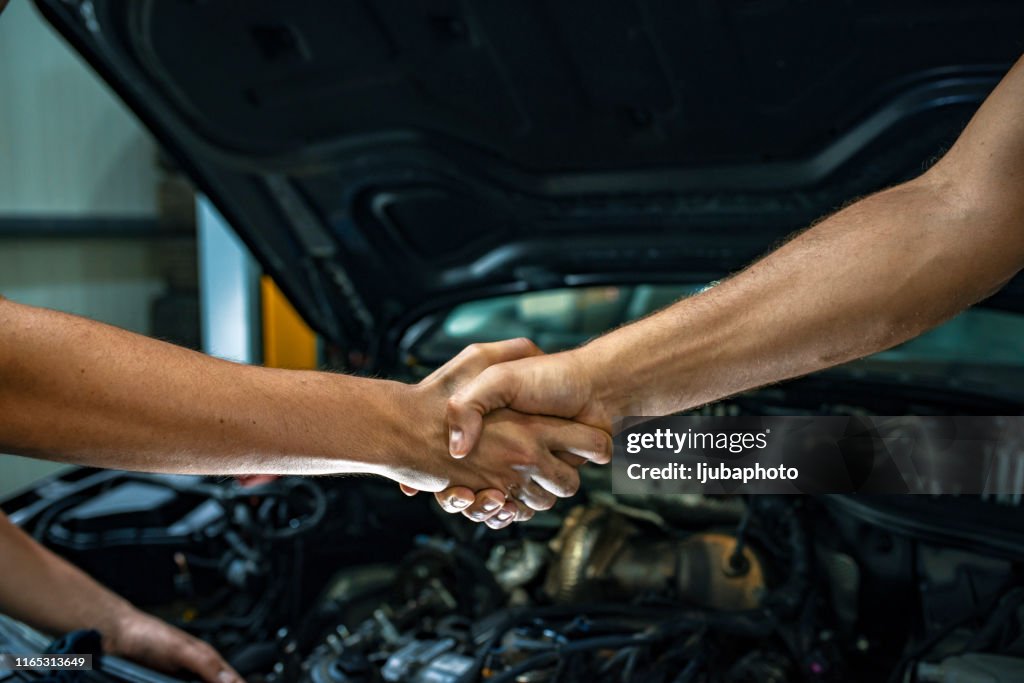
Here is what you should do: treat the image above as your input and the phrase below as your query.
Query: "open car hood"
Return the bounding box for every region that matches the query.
[35,0,1024,367]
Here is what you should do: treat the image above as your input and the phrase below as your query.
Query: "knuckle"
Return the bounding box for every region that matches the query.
[486,363,511,386]
[515,337,540,353]
[193,647,220,671]
[509,449,537,469]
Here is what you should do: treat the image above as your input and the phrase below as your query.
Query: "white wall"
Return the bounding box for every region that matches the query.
[0,0,167,496]
[0,239,164,331]
[0,0,158,216]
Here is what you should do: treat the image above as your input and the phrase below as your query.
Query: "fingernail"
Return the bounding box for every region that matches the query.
[449,427,464,454]
[450,497,470,509]
[496,509,514,521]
[481,499,501,512]
[218,672,236,683]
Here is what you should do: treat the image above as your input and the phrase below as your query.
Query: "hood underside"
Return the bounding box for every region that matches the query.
[35,0,1024,366]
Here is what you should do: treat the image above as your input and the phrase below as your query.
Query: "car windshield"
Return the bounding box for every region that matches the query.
[410,284,1024,387]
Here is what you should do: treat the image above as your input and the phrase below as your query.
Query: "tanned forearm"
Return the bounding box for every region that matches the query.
[0,511,135,644]
[0,303,611,502]
[442,54,1024,463]
[583,55,1024,418]
[0,299,410,475]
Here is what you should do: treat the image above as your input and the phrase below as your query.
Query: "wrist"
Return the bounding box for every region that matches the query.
[96,601,140,655]
[305,373,426,478]
[571,338,638,421]
[379,382,447,489]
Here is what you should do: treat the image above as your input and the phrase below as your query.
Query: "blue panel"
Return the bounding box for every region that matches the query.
[197,196,260,363]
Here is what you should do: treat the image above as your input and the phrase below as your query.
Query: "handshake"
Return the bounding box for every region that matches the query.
[388,338,617,530]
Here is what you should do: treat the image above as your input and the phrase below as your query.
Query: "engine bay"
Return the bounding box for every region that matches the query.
[4,381,1024,683]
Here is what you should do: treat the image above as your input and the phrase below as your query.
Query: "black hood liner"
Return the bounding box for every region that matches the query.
[35,0,1024,367]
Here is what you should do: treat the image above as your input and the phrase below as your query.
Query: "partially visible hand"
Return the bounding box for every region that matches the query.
[396,340,611,527]
[446,349,613,459]
[399,338,543,524]
[106,608,243,683]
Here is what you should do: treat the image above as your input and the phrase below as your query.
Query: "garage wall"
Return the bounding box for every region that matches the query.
[0,0,171,497]
[0,239,165,331]
[0,0,158,215]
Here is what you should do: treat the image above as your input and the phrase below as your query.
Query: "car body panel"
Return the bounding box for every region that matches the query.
[34,0,1024,367]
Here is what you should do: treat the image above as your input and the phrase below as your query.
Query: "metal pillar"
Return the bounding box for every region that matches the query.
[196,196,260,364]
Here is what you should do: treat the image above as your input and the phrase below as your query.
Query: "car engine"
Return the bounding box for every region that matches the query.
[4,378,1024,683]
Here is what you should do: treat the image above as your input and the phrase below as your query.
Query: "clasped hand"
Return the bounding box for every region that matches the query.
[398,338,613,529]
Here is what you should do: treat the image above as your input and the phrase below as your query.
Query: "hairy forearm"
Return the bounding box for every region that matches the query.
[583,56,1024,418]
[0,300,410,475]
[586,175,1019,416]
[0,511,134,644]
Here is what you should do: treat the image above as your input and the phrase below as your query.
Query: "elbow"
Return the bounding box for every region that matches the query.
[917,166,1024,287]
[905,170,1024,306]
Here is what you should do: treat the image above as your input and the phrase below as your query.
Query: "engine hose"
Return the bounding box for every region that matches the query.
[243,478,327,540]
[458,606,774,683]
[456,605,671,683]
[486,633,661,683]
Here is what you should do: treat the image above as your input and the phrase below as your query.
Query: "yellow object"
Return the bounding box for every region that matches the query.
[261,276,318,369]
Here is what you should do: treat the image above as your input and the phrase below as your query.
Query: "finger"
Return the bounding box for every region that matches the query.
[530,454,581,499]
[433,487,476,513]
[485,499,520,529]
[217,667,245,683]
[179,642,244,683]
[517,481,558,511]
[542,420,613,465]
[452,338,543,375]
[460,489,508,522]
[425,338,543,385]
[447,364,521,458]
[557,451,588,467]
[515,505,535,522]
[399,484,419,497]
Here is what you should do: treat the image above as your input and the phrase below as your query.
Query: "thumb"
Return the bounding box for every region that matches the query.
[446,363,521,457]
[422,337,543,386]
[398,484,419,496]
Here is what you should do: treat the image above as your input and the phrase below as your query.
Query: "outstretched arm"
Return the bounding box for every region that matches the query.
[0,511,242,682]
[0,302,608,503]
[445,53,1024,453]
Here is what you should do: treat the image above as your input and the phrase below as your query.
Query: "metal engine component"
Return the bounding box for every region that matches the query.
[486,540,549,592]
[380,638,474,683]
[544,505,765,610]
[16,467,1024,682]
